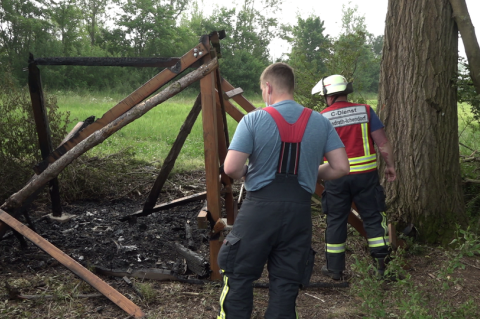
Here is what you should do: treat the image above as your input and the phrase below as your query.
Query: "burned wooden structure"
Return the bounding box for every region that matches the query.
[0,30,396,317]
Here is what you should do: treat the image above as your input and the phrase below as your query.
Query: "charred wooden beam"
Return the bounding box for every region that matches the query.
[28,55,62,217]
[31,56,180,68]
[0,58,218,215]
[121,192,207,222]
[174,242,210,277]
[142,94,202,213]
[34,43,209,174]
[0,209,145,318]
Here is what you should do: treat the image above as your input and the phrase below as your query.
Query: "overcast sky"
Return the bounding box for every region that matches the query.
[196,0,480,60]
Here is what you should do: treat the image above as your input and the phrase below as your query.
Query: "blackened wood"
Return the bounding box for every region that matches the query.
[0,58,218,215]
[28,57,62,217]
[174,242,209,277]
[32,57,180,68]
[185,221,195,250]
[142,94,202,212]
[34,43,209,174]
[0,209,145,318]
[121,192,207,222]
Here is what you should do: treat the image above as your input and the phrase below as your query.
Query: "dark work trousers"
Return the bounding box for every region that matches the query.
[322,170,389,272]
[217,175,312,319]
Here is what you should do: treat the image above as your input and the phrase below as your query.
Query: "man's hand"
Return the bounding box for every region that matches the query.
[385,166,396,182]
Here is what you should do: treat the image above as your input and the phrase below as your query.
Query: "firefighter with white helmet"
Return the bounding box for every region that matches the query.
[312,74,397,280]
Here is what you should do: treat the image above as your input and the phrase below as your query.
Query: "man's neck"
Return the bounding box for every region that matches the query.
[270,93,294,105]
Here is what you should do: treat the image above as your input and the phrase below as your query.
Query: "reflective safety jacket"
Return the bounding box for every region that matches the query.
[321,101,377,174]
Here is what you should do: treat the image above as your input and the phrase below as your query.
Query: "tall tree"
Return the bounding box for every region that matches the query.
[283,15,330,110]
[378,0,466,243]
[449,0,480,96]
[80,0,110,46]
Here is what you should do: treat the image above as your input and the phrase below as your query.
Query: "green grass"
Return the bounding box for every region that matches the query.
[55,91,264,172]
[55,91,480,167]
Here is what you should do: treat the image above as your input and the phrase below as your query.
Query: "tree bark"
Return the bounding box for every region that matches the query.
[378,0,466,244]
[449,0,480,94]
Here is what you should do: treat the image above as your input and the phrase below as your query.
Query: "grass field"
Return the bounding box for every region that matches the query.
[55,91,479,169]
[55,91,264,172]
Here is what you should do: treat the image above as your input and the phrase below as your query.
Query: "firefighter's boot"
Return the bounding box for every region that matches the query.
[375,258,386,278]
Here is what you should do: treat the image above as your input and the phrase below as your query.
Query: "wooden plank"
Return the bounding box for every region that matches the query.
[142,94,202,212]
[314,182,367,239]
[224,88,244,99]
[0,209,145,318]
[120,192,207,221]
[197,210,209,229]
[216,90,244,123]
[220,78,256,113]
[35,43,208,173]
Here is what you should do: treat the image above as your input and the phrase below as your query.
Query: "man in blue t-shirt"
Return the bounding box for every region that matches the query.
[216,63,349,319]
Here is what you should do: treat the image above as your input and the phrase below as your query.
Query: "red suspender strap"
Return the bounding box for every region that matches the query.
[263,107,313,174]
[263,107,313,142]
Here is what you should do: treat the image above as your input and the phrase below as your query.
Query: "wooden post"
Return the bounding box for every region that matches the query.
[28,55,62,217]
[199,36,222,280]
[0,209,145,318]
[142,94,202,212]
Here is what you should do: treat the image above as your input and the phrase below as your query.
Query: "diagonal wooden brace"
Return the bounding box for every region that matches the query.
[0,209,145,318]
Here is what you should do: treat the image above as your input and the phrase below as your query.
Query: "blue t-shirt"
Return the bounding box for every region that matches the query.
[369,108,384,132]
[229,100,344,193]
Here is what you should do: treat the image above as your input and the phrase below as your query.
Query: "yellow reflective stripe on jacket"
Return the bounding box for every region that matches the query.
[348,154,377,164]
[361,123,371,156]
[350,161,377,173]
[217,272,229,319]
[326,243,345,253]
[368,237,389,248]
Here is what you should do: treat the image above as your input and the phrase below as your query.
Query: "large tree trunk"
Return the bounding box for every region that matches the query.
[449,0,480,95]
[378,0,466,244]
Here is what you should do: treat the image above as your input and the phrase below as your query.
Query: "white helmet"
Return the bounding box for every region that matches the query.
[311,74,353,96]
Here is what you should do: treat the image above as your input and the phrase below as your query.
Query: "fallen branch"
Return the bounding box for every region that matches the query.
[304,293,325,302]
[461,258,480,270]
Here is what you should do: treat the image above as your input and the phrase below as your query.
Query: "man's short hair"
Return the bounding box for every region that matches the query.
[260,63,295,95]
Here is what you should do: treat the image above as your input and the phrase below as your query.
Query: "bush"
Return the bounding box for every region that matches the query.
[0,66,70,203]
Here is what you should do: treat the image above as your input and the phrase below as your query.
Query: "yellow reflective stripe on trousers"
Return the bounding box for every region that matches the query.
[368,237,389,247]
[381,211,389,245]
[350,161,377,173]
[217,272,229,319]
[326,243,345,253]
